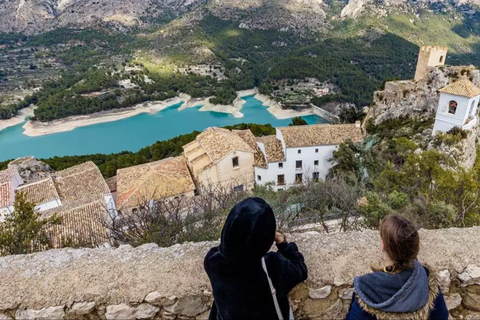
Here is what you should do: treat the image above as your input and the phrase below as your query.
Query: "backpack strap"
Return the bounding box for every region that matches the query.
[261,256,284,320]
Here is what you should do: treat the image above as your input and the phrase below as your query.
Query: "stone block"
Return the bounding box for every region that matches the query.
[106,304,136,320]
[0,314,12,320]
[134,303,159,319]
[309,286,332,299]
[437,270,451,293]
[464,286,480,312]
[459,265,480,287]
[144,292,163,306]
[15,306,65,320]
[67,302,96,316]
[173,295,208,317]
[445,293,462,311]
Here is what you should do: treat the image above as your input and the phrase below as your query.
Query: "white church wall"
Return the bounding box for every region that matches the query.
[433,94,477,134]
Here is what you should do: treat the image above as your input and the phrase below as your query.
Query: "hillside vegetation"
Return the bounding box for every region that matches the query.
[1,0,480,122]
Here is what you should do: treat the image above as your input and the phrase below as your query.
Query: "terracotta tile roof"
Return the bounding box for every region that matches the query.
[440,78,480,98]
[53,161,110,207]
[0,168,16,184]
[116,156,196,208]
[54,161,99,177]
[0,182,12,208]
[257,135,286,163]
[233,129,267,168]
[194,127,254,163]
[278,124,364,148]
[45,201,109,248]
[16,177,59,205]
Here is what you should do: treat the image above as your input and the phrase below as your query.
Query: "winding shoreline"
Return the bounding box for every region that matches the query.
[0,107,35,133]
[1,88,318,137]
[254,93,317,119]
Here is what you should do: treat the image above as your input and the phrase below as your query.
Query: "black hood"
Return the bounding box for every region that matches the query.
[219,197,276,261]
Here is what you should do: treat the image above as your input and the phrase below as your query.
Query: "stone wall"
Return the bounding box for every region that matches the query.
[1,227,480,319]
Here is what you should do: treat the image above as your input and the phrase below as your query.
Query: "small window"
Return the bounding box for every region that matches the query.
[448,100,458,115]
[277,175,285,186]
[233,185,244,192]
[315,149,319,153]
[439,56,444,63]
[295,173,303,183]
[232,157,239,167]
[314,160,319,166]
[278,163,283,169]
[277,188,284,191]
[298,149,301,154]
[313,172,320,181]
[469,100,477,117]
[296,160,302,169]
[257,175,262,181]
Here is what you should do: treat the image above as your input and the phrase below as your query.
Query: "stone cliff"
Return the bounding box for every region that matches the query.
[0,0,205,34]
[372,65,480,125]
[370,65,480,169]
[0,227,479,319]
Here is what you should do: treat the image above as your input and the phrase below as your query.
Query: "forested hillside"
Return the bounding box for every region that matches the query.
[0,0,479,122]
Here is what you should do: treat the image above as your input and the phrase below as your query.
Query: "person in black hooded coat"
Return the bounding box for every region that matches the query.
[204,197,308,320]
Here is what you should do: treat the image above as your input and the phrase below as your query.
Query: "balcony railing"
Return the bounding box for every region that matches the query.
[463,116,478,131]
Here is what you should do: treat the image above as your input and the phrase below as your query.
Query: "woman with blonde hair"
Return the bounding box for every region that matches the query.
[346,214,448,320]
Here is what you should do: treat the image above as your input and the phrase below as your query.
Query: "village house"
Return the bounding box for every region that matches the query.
[0,168,23,219]
[433,78,480,134]
[0,161,116,248]
[115,156,196,213]
[254,123,364,191]
[183,127,256,192]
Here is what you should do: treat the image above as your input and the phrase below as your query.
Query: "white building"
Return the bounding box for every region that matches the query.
[254,123,364,191]
[433,78,480,135]
[0,168,24,220]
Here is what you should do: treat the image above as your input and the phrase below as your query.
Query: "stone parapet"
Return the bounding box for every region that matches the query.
[0,227,479,319]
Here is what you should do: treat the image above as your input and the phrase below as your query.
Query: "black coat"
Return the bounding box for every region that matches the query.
[204,197,308,320]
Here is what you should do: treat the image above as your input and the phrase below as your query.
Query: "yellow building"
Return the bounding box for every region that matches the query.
[414,46,448,82]
[183,127,256,192]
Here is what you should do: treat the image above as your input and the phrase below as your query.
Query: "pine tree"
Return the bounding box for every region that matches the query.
[0,193,62,255]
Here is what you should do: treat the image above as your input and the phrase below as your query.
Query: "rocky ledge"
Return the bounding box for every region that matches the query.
[0,227,479,319]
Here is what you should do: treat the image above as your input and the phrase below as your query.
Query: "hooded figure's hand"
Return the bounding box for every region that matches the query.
[275,230,287,244]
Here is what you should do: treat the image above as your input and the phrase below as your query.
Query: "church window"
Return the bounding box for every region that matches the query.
[469,100,477,117]
[448,100,457,115]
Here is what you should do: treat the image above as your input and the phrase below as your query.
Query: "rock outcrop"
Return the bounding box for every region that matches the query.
[0,0,206,34]
[7,156,54,184]
[0,227,479,319]
[372,65,480,125]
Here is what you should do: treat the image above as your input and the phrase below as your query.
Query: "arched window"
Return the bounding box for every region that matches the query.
[469,99,478,117]
[448,100,457,114]
[439,56,444,63]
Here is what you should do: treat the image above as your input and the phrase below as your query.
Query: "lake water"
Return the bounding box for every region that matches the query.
[0,95,325,161]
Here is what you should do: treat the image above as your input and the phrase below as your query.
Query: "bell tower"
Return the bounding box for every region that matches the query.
[433,78,480,135]
[414,46,448,82]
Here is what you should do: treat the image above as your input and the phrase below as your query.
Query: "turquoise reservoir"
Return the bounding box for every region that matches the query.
[0,95,325,161]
